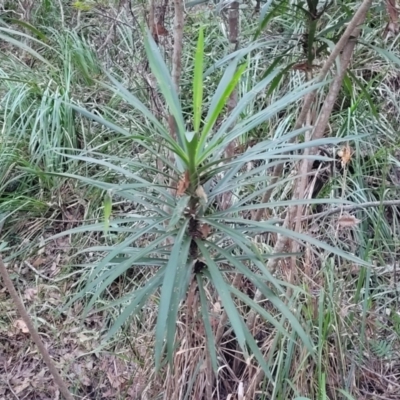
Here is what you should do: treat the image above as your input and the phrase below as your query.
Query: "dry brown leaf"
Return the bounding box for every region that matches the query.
[13,319,29,333]
[24,287,38,301]
[154,22,169,36]
[199,223,211,239]
[151,22,169,42]
[80,373,92,386]
[195,185,208,203]
[337,144,353,167]
[337,214,361,228]
[213,301,221,313]
[218,191,233,211]
[107,372,126,388]
[176,170,190,196]
[32,257,46,268]
[14,380,30,394]
[55,236,71,252]
[292,62,319,72]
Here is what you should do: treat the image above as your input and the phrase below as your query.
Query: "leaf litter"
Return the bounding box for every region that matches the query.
[0,231,149,399]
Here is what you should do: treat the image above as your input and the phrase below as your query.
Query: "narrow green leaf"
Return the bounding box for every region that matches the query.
[185,0,208,7]
[64,230,170,312]
[198,62,247,157]
[193,28,204,133]
[198,260,275,379]
[168,195,190,231]
[103,190,113,234]
[143,31,186,149]
[307,21,318,64]
[0,32,54,68]
[200,67,282,161]
[202,220,286,294]
[366,43,400,67]
[212,244,314,354]
[197,274,218,372]
[67,103,131,136]
[254,0,286,39]
[260,0,275,21]
[318,37,341,73]
[166,237,192,365]
[241,324,274,380]
[155,221,190,370]
[186,133,200,174]
[212,198,352,216]
[203,80,330,163]
[67,101,188,163]
[266,62,296,96]
[229,286,295,342]
[346,70,379,119]
[82,236,170,317]
[102,72,169,136]
[47,216,163,240]
[317,15,352,38]
[196,241,248,356]
[204,40,280,77]
[8,19,48,42]
[50,157,175,202]
[221,218,371,266]
[103,270,165,343]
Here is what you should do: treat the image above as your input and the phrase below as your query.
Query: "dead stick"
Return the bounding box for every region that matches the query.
[299,199,400,222]
[0,257,74,400]
[242,199,400,228]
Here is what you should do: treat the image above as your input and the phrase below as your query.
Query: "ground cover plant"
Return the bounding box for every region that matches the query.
[0,0,400,399]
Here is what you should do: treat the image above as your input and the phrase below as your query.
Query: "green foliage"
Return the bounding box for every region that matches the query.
[48,28,373,377]
[72,1,94,12]
[370,339,392,359]
[1,1,400,398]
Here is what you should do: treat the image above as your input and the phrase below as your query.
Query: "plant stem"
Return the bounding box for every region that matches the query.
[220,0,240,210]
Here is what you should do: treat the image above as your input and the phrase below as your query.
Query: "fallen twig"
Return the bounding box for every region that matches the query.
[299,199,400,222]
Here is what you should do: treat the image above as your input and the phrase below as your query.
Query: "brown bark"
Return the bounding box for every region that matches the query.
[219,0,240,210]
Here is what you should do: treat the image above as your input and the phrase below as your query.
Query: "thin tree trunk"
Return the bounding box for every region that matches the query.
[167,0,183,145]
[171,0,183,92]
[164,0,184,228]
[219,0,240,210]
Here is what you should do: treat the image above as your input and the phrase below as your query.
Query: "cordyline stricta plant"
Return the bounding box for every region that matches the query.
[52,29,366,375]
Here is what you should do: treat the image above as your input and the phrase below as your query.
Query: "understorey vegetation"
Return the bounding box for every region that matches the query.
[0,0,400,399]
